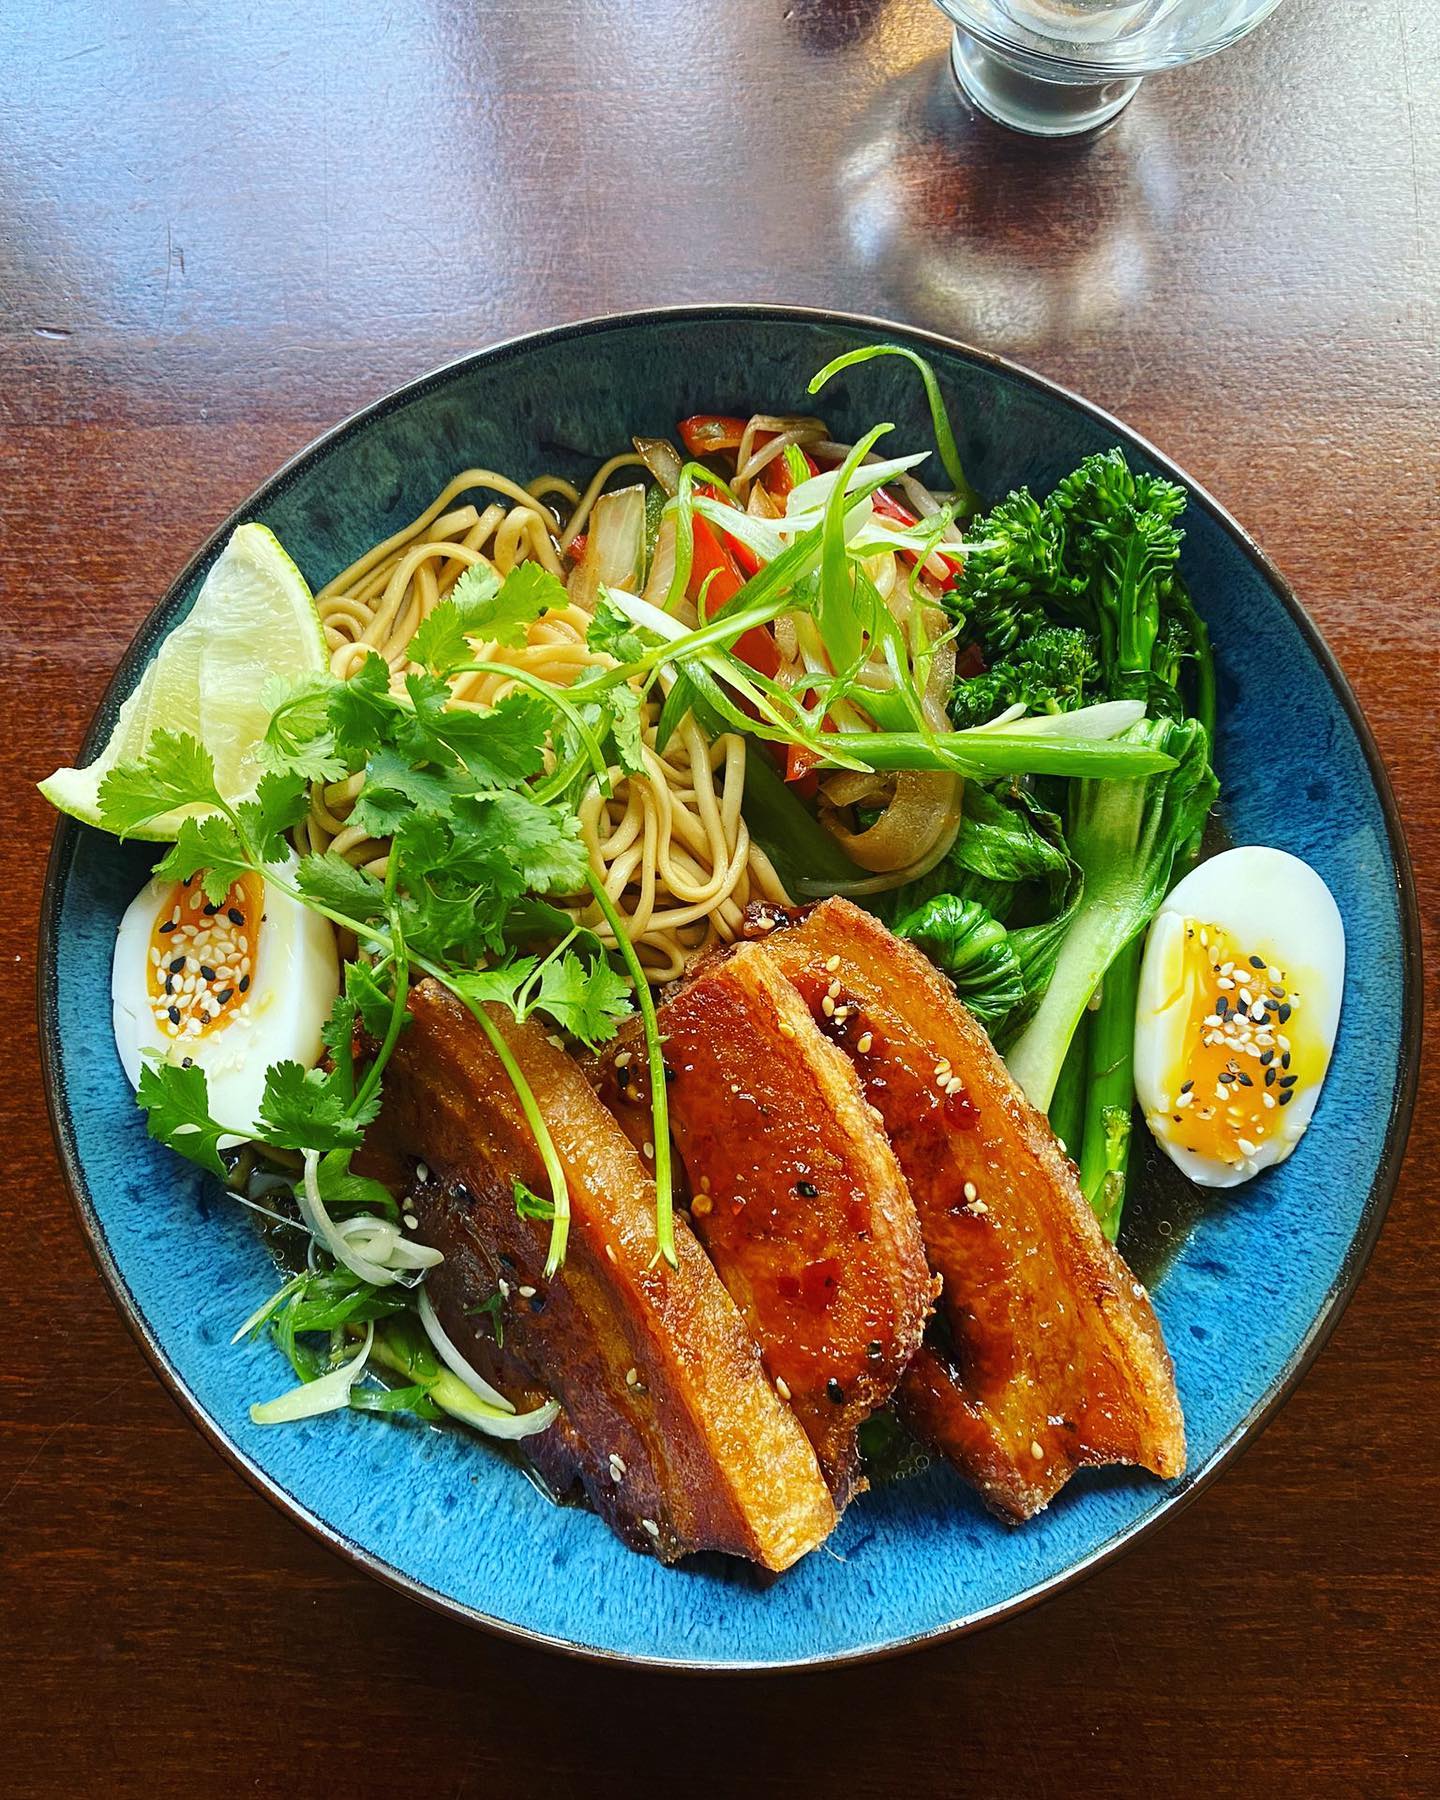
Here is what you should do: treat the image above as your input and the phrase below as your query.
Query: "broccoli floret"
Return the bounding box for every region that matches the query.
[948,625,1099,729]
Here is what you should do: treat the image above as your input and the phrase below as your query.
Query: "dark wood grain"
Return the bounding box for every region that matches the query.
[2,0,1435,1793]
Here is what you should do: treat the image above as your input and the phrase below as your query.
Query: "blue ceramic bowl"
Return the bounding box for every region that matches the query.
[39,307,1420,1670]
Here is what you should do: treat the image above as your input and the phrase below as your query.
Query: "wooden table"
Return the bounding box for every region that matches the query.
[3,1,1435,1792]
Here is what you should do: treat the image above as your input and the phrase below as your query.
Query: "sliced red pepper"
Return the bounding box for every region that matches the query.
[870,484,964,589]
[695,481,763,579]
[762,444,819,501]
[688,514,779,678]
[567,532,586,563]
[678,414,747,457]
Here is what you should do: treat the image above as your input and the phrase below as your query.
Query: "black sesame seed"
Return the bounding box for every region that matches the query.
[203,903,219,916]
[181,1056,194,1069]
[1216,997,1229,1017]
[661,1061,676,1083]
[1281,1050,1291,1069]
[826,1378,845,1404]
[1180,1080,1194,1094]
[1278,1003,1292,1023]
[169,955,185,973]
[239,975,250,993]
[228,908,245,926]
[1265,1067,1276,1087]
[1260,1050,1274,1065]
[1279,1090,1294,1105]
[217,988,234,1004]
[159,920,177,934]
[164,976,174,994]
[1218,1071,1235,1083]
[167,1006,180,1025]
[1248,955,1265,969]
[200,965,216,981]
[866,1340,883,1362]
[1235,1072,1253,1087]
[1279,1074,1298,1088]
[795,1180,819,1198]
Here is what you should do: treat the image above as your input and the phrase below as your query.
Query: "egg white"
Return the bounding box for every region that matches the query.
[112,851,339,1138]
[1134,847,1344,1188]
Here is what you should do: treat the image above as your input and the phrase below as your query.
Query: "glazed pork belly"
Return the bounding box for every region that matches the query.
[755,897,1186,1521]
[371,978,837,1569]
[591,946,932,1504]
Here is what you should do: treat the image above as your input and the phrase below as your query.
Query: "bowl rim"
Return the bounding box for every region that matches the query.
[36,301,1423,1675]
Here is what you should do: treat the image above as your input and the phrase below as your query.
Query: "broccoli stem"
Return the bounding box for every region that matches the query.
[1078,942,1143,1241]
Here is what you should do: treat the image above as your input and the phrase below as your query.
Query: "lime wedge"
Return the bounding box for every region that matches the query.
[40,523,328,840]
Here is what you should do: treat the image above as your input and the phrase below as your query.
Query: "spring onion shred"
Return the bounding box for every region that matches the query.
[250,1322,374,1426]
[416,1285,517,1414]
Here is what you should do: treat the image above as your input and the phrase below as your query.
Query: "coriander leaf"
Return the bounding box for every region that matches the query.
[534,950,633,1048]
[400,676,550,789]
[320,990,359,1099]
[259,672,347,781]
[295,853,388,926]
[328,652,397,758]
[258,1059,379,1151]
[152,813,248,905]
[587,598,653,664]
[315,1148,401,1219]
[465,1289,506,1348]
[447,957,540,1015]
[349,746,472,837]
[603,686,646,776]
[344,958,400,1043]
[410,561,566,670]
[236,769,310,863]
[136,1059,234,1180]
[513,1180,555,1223]
[453,789,589,895]
[98,730,223,836]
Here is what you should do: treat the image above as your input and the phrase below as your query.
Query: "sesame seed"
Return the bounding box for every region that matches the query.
[775,1377,792,1401]
[1248,955,1266,970]
[825,955,841,972]
[963,1180,978,1202]
[609,1454,626,1481]
[1237,1138,1257,1156]
[821,995,835,1017]
[856,1032,873,1054]
[519,1284,536,1298]
[642,1141,654,1159]
[403,1213,419,1229]
[605,1244,617,1264]
[945,1077,964,1096]
[826,1378,845,1404]
[167,1006,180,1024]
[614,1051,631,1070]
[641,1518,661,1539]
[827,979,841,1000]
[970,1199,989,1215]
[1031,1440,1044,1461]
[691,1193,712,1216]
[625,1367,638,1387]
[228,908,244,926]
[1262,1094,1276,1109]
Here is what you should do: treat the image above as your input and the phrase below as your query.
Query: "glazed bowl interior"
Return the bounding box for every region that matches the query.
[39,306,1419,1670]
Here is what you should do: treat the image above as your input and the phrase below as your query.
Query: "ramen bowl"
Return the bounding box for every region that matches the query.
[39,305,1419,1670]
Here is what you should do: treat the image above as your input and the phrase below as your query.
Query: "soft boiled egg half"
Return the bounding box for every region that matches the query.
[112,851,339,1137]
[1135,847,1344,1188]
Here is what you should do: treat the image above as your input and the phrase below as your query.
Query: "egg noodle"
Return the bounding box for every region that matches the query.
[300,467,791,981]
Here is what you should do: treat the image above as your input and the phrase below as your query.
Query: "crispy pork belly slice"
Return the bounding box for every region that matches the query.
[757,897,1186,1521]
[592,947,931,1505]
[372,979,836,1570]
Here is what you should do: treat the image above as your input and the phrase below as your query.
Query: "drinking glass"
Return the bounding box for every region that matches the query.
[933,0,1289,137]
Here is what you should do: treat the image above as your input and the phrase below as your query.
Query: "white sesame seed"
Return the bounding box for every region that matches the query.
[945,1077,964,1096]
[415,1162,429,1182]
[856,1032,873,1054]
[1262,1094,1276,1109]
[614,1051,631,1070]
[821,995,835,1016]
[605,1243,617,1264]
[518,1284,536,1298]
[1268,967,1283,984]
[625,1367,638,1387]
[641,1518,661,1539]
[1217,977,1235,991]
[1237,1138,1257,1156]
[608,1453,626,1481]
[403,1213,419,1230]
[827,978,842,1000]
[149,948,162,967]
[963,1180,978,1202]
[642,1141,654,1159]
[776,1376,792,1401]
[825,955,841,973]
[1030,1440,1044,1461]
[970,1199,989,1215]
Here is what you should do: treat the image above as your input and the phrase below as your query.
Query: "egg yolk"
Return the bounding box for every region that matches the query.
[147,870,264,1043]
[1150,918,1321,1171]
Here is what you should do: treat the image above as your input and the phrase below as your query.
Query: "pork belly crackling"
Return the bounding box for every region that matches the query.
[591,945,933,1505]
[372,980,837,1569]
[755,898,1187,1520]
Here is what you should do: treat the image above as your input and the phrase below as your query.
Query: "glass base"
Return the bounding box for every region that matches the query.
[949,30,1141,137]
